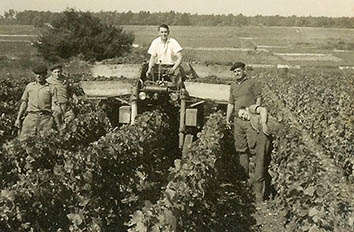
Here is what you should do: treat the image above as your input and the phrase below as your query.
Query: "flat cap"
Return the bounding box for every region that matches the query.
[49,64,63,71]
[32,64,48,74]
[230,62,246,71]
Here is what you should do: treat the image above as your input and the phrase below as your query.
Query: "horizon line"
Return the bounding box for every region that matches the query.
[1,8,353,19]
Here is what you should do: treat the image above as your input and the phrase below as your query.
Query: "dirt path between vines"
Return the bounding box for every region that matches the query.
[250,85,354,231]
[251,202,286,232]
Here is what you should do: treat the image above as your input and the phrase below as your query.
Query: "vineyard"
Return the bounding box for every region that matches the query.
[260,69,354,231]
[0,65,353,232]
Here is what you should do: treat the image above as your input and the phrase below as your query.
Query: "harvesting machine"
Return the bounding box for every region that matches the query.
[80,63,231,155]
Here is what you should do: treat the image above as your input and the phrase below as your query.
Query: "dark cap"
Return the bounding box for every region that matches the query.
[49,64,63,71]
[230,62,246,71]
[32,64,48,74]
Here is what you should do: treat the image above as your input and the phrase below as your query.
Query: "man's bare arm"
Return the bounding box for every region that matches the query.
[146,55,156,77]
[170,51,183,73]
[15,101,27,128]
[226,103,234,123]
[256,97,262,106]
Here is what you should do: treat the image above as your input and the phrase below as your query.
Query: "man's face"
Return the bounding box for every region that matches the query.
[51,68,63,79]
[34,73,47,83]
[233,67,246,81]
[159,27,169,41]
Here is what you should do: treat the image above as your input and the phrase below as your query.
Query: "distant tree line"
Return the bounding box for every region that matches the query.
[1,9,354,28]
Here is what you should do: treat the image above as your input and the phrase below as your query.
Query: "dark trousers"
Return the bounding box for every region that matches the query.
[234,118,271,197]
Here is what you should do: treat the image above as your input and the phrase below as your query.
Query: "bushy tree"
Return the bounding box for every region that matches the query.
[34,8,134,62]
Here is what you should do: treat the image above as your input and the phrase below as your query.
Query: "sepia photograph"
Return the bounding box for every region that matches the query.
[0,0,353,231]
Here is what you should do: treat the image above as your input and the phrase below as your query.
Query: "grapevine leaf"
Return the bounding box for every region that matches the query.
[304,186,315,197]
[309,225,320,232]
[67,213,83,226]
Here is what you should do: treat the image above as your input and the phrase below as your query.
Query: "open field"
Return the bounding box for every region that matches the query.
[122,25,354,48]
[1,24,354,67]
[0,25,38,61]
[123,25,354,66]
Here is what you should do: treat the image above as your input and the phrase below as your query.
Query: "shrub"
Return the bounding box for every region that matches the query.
[34,9,135,62]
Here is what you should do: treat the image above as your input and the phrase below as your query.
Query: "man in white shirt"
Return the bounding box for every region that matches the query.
[145,24,183,84]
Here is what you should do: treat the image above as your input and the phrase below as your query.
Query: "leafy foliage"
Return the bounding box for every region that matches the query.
[0,76,109,146]
[260,72,354,232]
[34,9,135,62]
[0,77,31,144]
[0,73,178,231]
[264,69,354,181]
[1,67,354,231]
[127,112,257,232]
[0,110,178,231]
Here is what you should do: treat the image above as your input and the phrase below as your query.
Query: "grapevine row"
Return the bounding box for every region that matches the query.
[0,109,178,231]
[261,74,354,232]
[127,112,258,232]
[263,69,354,181]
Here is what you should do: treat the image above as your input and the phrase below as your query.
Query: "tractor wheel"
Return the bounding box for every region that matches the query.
[182,134,193,159]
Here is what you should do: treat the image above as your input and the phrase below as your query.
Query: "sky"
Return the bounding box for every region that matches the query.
[1,0,353,17]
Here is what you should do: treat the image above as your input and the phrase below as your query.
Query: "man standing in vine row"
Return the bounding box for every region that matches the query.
[226,61,273,203]
[15,64,58,141]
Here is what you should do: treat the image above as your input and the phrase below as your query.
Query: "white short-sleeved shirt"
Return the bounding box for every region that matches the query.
[147,37,183,65]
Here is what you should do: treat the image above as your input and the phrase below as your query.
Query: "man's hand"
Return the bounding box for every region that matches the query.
[15,118,21,129]
[226,120,232,129]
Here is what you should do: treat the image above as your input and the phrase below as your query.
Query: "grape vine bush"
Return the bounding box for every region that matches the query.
[264,69,354,182]
[127,112,257,232]
[261,77,354,232]
[1,67,353,231]
[0,78,30,144]
[0,109,177,231]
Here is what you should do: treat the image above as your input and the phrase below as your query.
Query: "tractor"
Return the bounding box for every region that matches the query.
[79,63,231,156]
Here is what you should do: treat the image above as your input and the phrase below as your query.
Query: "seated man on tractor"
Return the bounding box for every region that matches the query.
[145,24,185,89]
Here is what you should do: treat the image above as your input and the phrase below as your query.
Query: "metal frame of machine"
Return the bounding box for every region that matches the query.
[80,63,230,155]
